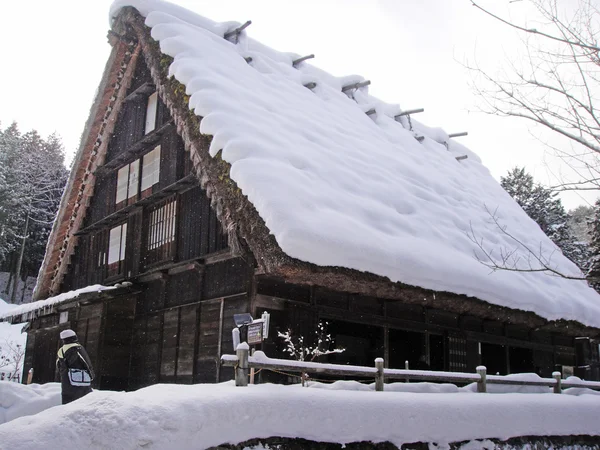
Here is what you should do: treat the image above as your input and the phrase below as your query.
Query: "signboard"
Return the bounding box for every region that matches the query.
[247,322,263,345]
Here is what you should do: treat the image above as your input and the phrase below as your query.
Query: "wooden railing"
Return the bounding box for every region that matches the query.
[221,346,600,394]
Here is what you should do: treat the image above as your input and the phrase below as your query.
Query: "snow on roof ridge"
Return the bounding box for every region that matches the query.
[107,0,600,328]
[110,0,461,149]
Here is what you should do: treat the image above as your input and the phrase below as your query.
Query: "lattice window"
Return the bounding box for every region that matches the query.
[148,199,177,251]
[448,336,468,372]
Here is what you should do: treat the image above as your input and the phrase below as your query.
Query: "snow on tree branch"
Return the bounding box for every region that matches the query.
[278,321,345,386]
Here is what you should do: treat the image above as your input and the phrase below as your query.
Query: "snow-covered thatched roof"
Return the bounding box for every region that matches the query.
[106,0,600,328]
[34,0,600,333]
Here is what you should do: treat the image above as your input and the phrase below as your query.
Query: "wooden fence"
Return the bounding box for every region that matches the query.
[221,347,600,394]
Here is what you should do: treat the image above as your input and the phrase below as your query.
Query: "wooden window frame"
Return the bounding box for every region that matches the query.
[107,223,128,278]
[144,197,178,267]
[115,159,140,208]
[140,145,161,198]
[145,92,158,134]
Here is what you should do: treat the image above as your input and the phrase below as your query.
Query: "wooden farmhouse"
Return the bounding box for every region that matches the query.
[2,0,600,390]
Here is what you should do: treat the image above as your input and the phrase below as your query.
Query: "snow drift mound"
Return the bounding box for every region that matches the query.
[0,381,599,449]
[0,381,61,425]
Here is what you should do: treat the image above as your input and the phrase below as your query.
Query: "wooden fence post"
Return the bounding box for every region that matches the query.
[477,366,487,393]
[553,371,562,394]
[250,348,256,385]
[235,343,249,387]
[26,368,34,385]
[375,358,384,391]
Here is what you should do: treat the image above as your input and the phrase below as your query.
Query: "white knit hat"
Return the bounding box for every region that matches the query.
[60,329,76,340]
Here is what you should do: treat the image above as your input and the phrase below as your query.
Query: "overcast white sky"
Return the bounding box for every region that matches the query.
[0,0,595,209]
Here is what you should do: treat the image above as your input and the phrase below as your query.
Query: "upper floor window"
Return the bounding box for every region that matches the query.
[116,159,139,205]
[145,92,158,134]
[141,145,161,193]
[108,223,127,265]
[148,200,177,250]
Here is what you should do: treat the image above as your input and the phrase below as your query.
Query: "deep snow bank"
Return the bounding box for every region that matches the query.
[0,381,61,425]
[0,381,598,449]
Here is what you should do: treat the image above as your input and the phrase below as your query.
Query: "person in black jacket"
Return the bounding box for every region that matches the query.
[56,329,95,405]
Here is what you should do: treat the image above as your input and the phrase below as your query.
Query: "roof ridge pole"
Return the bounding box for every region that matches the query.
[394,108,424,119]
[224,20,252,43]
[341,80,371,93]
[292,54,315,67]
[448,132,468,138]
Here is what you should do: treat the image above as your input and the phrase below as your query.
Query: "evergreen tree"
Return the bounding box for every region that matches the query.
[568,205,593,244]
[0,122,69,303]
[586,200,600,291]
[500,167,588,270]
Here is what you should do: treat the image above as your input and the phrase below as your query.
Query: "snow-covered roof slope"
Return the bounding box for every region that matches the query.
[110,0,600,328]
[0,284,126,322]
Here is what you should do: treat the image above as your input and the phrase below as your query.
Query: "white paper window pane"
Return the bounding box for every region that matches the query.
[168,200,177,242]
[141,146,160,191]
[59,311,69,324]
[108,226,122,264]
[116,166,129,204]
[145,92,158,134]
[120,223,127,261]
[128,159,139,199]
[152,146,161,185]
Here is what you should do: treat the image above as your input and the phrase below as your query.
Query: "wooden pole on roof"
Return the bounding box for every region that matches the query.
[365,108,376,116]
[395,108,424,118]
[304,82,317,90]
[448,132,468,138]
[293,54,315,67]
[224,20,252,41]
[456,155,468,161]
[341,80,371,92]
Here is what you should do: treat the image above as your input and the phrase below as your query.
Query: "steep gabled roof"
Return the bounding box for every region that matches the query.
[111,0,600,328]
[35,0,600,333]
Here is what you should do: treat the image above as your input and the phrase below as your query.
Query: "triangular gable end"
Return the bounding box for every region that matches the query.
[35,12,247,300]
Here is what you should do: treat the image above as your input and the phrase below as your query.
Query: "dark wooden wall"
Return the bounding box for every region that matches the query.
[253,276,576,378]
[128,256,252,390]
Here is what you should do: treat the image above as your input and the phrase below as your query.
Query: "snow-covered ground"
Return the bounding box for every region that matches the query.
[0,381,60,425]
[0,379,598,449]
[0,298,27,382]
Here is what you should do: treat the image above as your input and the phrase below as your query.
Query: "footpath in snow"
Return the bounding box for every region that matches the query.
[0,379,599,449]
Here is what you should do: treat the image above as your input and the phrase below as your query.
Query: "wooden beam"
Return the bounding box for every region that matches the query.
[395,108,424,118]
[292,54,315,67]
[341,80,371,93]
[448,132,468,138]
[365,108,377,116]
[224,20,252,41]
[415,135,425,142]
[455,155,468,161]
[303,82,317,90]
